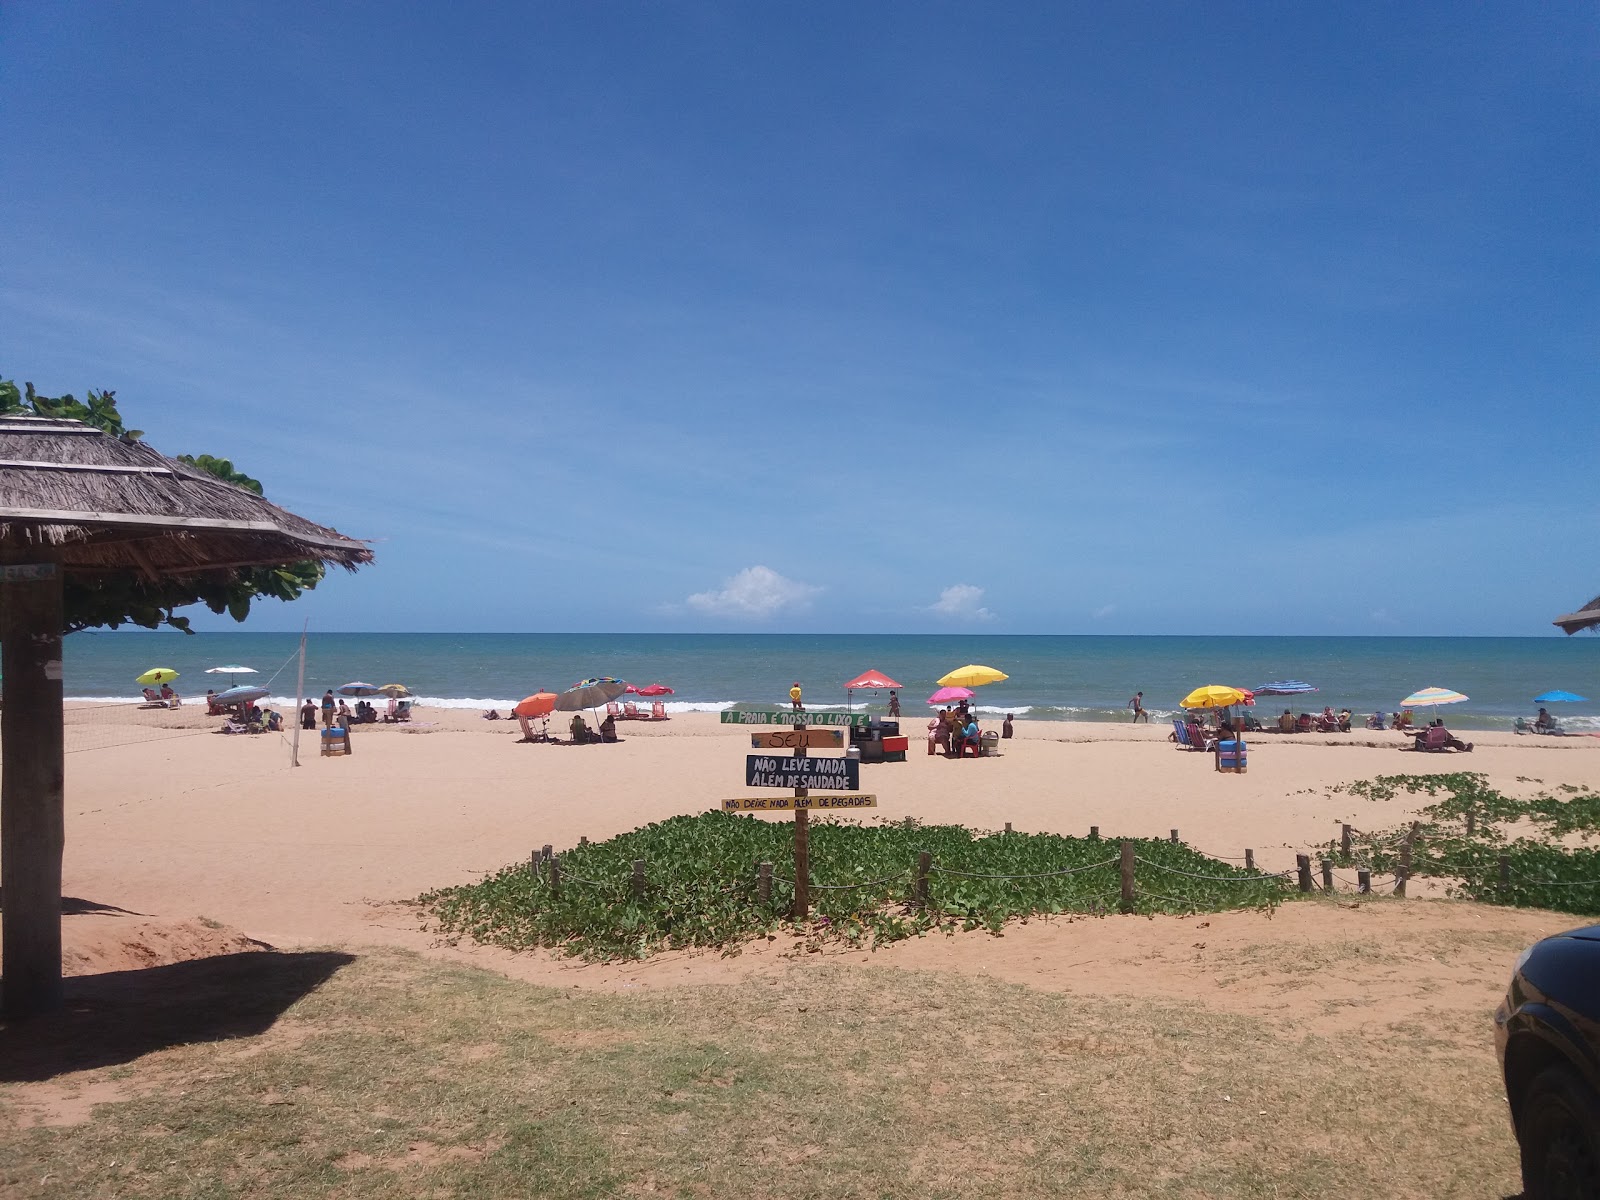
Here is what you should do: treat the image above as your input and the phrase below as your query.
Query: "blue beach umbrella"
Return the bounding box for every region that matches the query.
[1533,690,1589,704]
[213,684,270,705]
[1253,680,1318,696]
[337,681,384,697]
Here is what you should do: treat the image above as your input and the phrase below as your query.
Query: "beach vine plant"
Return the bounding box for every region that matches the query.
[416,812,1291,962]
[1327,772,1600,915]
[0,375,325,632]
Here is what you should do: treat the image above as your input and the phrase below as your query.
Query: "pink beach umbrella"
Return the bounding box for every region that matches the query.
[927,685,975,707]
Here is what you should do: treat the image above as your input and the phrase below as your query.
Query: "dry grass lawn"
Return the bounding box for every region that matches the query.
[1,925,1524,1200]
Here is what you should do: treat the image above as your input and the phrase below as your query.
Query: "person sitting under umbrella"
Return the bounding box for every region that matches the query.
[600,713,619,743]
[569,713,593,744]
[1534,707,1561,734]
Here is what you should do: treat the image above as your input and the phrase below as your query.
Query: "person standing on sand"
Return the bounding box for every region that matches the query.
[1002,713,1014,739]
[300,699,317,730]
[1128,692,1147,723]
[888,690,900,718]
[790,682,803,711]
[321,689,335,727]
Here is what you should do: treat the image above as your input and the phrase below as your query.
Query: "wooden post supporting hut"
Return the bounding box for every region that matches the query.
[0,414,371,1018]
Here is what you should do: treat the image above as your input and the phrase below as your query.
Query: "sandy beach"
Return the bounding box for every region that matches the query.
[38,703,1600,965]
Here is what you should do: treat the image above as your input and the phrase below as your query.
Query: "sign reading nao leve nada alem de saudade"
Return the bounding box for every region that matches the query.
[719,709,869,728]
[745,754,861,791]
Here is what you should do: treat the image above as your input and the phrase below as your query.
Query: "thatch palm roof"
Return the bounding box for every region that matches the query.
[0,414,371,577]
[1554,593,1600,635]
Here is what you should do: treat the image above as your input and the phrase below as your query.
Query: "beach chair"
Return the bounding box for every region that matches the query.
[1187,722,1216,751]
[1171,719,1193,748]
[1415,726,1450,752]
[606,702,622,718]
[622,702,642,720]
[650,700,668,720]
[1215,738,1247,773]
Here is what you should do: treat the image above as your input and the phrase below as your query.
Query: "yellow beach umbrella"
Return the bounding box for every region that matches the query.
[378,683,412,698]
[937,664,1009,688]
[1179,685,1248,710]
[135,667,179,686]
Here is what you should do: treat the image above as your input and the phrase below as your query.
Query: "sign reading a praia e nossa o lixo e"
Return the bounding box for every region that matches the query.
[720,793,877,812]
[745,754,861,791]
[719,709,869,728]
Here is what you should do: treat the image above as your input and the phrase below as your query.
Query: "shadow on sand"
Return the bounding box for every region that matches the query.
[0,949,355,1082]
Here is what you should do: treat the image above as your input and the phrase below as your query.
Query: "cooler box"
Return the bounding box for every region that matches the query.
[882,734,908,763]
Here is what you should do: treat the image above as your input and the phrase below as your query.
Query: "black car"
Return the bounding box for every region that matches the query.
[1496,925,1600,1199]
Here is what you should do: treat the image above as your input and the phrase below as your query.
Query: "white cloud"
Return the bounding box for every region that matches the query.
[929,584,996,622]
[1091,603,1117,619]
[686,565,821,620]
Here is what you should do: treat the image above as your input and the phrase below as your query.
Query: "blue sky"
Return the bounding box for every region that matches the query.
[3,2,1595,635]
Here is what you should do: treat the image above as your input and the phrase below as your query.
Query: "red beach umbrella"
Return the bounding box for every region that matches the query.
[627,683,675,696]
[845,669,903,691]
[845,668,904,712]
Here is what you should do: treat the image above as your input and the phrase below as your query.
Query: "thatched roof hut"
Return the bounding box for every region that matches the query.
[1553,594,1600,635]
[0,414,371,577]
[0,414,370,1019]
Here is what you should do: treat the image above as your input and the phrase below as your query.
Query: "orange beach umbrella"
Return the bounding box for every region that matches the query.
[515,692,559,718]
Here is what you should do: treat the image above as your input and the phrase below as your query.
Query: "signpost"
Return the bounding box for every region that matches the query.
[750,728,845,750]
[745,754,860,791]
[721,794,877,812]
[720,709,868,728]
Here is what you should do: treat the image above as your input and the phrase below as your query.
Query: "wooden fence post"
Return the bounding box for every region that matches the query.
[529,849,540,876]
[542,844,553,866]
[1170,829,1179,844]
[1004,821,1012,834]
[1396,838,1411,898]
[1244,849,1254,871]
[1119,841,1136,914]
[1296,854,1313,893]
[1089,825,1099,841]
[1499,854,1510,899]
[631,858,646,900]
[579,835,589,848]
[1464,812,1475,838]
[1320,858,1333,892]
[1357,868,1371,894]
[549,856,561,898]
[915,850,931,908]
[1340,824,1352,861]
[758,860,772,903]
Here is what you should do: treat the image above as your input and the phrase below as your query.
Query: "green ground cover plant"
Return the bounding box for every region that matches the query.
[1327,772,1600,914]
[417,812,1289,961]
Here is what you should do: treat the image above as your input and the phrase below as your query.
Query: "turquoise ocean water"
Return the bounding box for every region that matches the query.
[54,632,1600,732]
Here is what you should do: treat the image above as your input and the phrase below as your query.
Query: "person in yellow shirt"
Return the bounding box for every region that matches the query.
[789,682,803,711]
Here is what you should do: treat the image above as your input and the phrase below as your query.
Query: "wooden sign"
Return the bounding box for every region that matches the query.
[750,728,845,750]
[745,754,861,791]
[720,794,877,812]
[720,709,869,728]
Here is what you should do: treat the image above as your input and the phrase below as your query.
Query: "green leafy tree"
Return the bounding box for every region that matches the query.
[2,377,326,633]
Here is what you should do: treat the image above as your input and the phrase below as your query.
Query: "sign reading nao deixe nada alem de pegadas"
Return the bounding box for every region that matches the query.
[744,755,861,791]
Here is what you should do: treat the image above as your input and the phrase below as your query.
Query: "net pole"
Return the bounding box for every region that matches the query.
[290,621,307,767]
